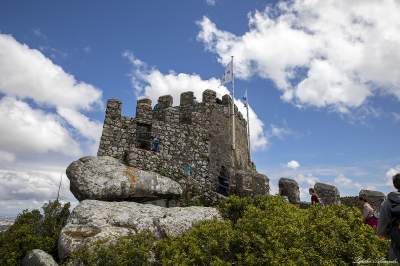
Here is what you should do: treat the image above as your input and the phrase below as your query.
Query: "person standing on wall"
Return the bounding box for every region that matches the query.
[151,136,160,152]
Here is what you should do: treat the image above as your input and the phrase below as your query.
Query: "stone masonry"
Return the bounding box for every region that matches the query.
[97,90,269,204]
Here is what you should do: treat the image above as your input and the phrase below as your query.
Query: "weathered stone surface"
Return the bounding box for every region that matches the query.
[22,249,58,266]
[359,189,385,213]
[233,170,269,196]
[58,200,221,259]
[97,91,268,203]
[66,156,183,202]
[278,178,300,204]
[314,182,340,205]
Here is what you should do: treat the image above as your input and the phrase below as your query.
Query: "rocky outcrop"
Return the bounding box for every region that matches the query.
[278,178,300,204]
[58,200,221,259]
[22,249,58,266]
[314,182,340,205]
[233,170,269,196]
[66,156,183,202]
[359,189,385,213]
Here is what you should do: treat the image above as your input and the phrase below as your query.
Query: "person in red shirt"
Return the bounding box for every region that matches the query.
[309,188,320,205]
[359,195,378,229]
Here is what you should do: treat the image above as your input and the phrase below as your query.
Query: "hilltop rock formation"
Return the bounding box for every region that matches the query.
[314,182,340,205]
[359,189,385,212]
[22,249,58,266]
[66,156,183,202]
[233,170,269,196]
[58,200,221,259]
[278,178,300,204]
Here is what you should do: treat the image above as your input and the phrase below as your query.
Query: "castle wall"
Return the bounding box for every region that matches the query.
[97,99,134,160]
[97,90,262,202]
[126,104,210,192]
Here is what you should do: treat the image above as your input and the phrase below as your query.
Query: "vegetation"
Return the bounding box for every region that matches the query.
[70,196,388,265]
[0,200,70,265]
[69,232,157,266]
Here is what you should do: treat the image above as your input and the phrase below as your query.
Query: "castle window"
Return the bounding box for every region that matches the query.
[136,122,152,150]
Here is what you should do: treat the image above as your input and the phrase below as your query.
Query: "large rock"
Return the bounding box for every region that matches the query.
[314,182,340,205]
[66,156,183,201]
[359,189,385,213]
[58,200,221,259]
[232,170,269,196]
[278,178,300,204]
[22,249,58,266]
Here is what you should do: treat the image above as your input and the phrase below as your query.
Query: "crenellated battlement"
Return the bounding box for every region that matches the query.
[106,90,247,127]
[98,89,268,204]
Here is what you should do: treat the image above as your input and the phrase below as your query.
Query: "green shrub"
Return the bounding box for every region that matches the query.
[158,196,387,265]
[68,196,388,265]
[68,231,157,266]
[0,200,70,265]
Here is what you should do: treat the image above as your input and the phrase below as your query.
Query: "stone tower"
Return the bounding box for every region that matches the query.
[97,89,269,204]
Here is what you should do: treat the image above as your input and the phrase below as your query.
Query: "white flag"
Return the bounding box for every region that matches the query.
[221,60,233,85]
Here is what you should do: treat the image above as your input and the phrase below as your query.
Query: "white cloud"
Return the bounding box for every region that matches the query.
[287,160,300,169]
[32,28,47,39]
[270,124,292,139]
[0,150,15,163]
[334,174,361,189]
[0,97,81,156]
[393,112,400,123]
[206,0,216,6]
[83,45,92,53]
[0,34,102,110]
[197,0,400,113]
[386,165,400,186]
[123,51,268,150]
[0,169,77,216]
[0,33,103,147]
[57,107,102,141]
[294,173,319,187]
[0,34,105,216]
[294,173,319,200]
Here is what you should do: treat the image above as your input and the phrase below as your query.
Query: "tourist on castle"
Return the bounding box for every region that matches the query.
[359,195,378,228]
[377,173,400,261]
[309,188,320,205]
[151,136,160,152]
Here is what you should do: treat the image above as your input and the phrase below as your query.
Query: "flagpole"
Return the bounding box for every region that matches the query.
[56,173,62,202]
[231,56,235,151]
[245,89,251,161]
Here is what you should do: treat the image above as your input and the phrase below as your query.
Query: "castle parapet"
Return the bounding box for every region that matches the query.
[222,94,232,106]
[158,95,173,109]
[180,91,195,106]
[136,98,152,122]
[106,99,122,119]
[202,89,216,103]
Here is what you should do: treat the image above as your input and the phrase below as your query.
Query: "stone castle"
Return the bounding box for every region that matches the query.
[97,89,269,203]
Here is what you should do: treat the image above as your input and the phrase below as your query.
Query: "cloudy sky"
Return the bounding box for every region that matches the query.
[0,0,399,215]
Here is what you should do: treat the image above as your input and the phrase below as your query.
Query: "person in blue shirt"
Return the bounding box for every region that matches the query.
[151,136,160,152]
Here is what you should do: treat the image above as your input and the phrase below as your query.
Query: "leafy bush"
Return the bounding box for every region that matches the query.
[68,232,156,266]
[0,200,70,265]
[69,196,388,265]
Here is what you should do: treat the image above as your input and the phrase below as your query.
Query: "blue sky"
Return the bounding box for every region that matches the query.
[0,0,399,215]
